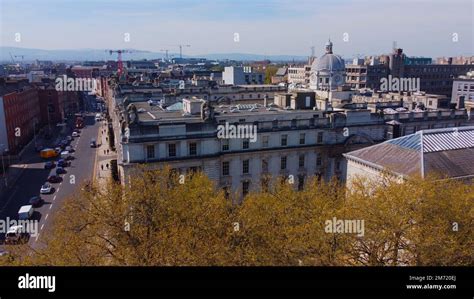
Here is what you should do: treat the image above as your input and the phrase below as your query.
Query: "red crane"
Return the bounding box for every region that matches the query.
[107,49,133,75]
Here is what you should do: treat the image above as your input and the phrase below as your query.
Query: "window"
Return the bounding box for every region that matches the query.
[242,159,249,174]
[243,139,249,149]
[242,181,250,197]
[262,159,268,172]
[262,135,269,148]
[317,132,323,144]
[299,133,305,145]
[299,154,305,167]
[146,145,155,159]
[281,134,287,146]
[281,156,287,170]
[222,161,230,176]
[298,175,305,191]
[189,142,197,156]
[168,143,176,157]
[316,153,322,166]
[222,139,229,151]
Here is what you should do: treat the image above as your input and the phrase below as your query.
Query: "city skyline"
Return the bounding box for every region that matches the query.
[1,0,473,58]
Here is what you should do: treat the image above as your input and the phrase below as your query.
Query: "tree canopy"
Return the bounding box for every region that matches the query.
[2,168,472,266]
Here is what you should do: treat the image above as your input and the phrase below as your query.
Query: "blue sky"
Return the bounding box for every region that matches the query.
[0,0,472,57]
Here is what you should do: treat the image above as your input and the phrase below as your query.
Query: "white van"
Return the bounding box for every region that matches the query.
[95,113,102,121]
[18,205,34,220]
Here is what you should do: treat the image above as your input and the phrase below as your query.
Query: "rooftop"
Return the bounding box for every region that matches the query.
[344,126,474,179]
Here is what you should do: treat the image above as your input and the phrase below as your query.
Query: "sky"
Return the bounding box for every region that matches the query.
[0,0,473,58]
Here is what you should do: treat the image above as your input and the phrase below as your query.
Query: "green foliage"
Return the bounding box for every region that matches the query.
[264,66,279,84]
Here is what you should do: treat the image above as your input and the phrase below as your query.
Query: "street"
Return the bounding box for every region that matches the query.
[0,94,101,249]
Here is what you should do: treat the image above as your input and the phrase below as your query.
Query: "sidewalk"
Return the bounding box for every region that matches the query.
[94,121,117,191]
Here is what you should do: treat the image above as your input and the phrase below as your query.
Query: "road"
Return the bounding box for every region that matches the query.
[0,94,101,250]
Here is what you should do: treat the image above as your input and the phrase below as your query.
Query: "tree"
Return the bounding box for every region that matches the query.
[342,174,474,266]
[234,177,348,266]
[3,168,472,266]
[264,66,279,84]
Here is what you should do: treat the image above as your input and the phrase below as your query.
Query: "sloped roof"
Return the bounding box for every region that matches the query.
[344,126,474,179]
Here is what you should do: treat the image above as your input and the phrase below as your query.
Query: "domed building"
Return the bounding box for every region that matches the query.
[309,40,346,91]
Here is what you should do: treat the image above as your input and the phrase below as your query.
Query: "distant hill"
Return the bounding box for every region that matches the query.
[0,47,308,62]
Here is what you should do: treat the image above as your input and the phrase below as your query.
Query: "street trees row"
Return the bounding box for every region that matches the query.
[3,167,473,266]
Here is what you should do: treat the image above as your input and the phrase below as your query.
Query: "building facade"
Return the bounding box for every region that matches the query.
[222,66,264,85]
[111,89,474,199]
[0,83,40,154]
[451,71,474,110]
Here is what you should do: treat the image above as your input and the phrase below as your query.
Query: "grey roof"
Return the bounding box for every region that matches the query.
[275,67,288,76]
[386,127,474,153]
[422,128,474,153]
[313,53,345,72]
[344,126,474,179]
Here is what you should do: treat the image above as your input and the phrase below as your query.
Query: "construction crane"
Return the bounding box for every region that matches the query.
[172,44,191,59]
[106,49,134,75]
[160,49,170,61]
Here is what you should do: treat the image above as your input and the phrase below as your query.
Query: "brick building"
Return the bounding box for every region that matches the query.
[0,80,41,153]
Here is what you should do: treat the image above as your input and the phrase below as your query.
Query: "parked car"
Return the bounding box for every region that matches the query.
[5,225,29,244]
[40,183,52,194]
[72,131,79,137]
[57,159,68,167]
[47,175,62,183]
[56,167,66,175]
[90,139,97,148]
[18,205,34,220]
[44,161,55,169]
[28,196,43,207]
[67,136,73,141]
[65,145,73,152]
[60,151,70,159]
[54,147,62,154]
